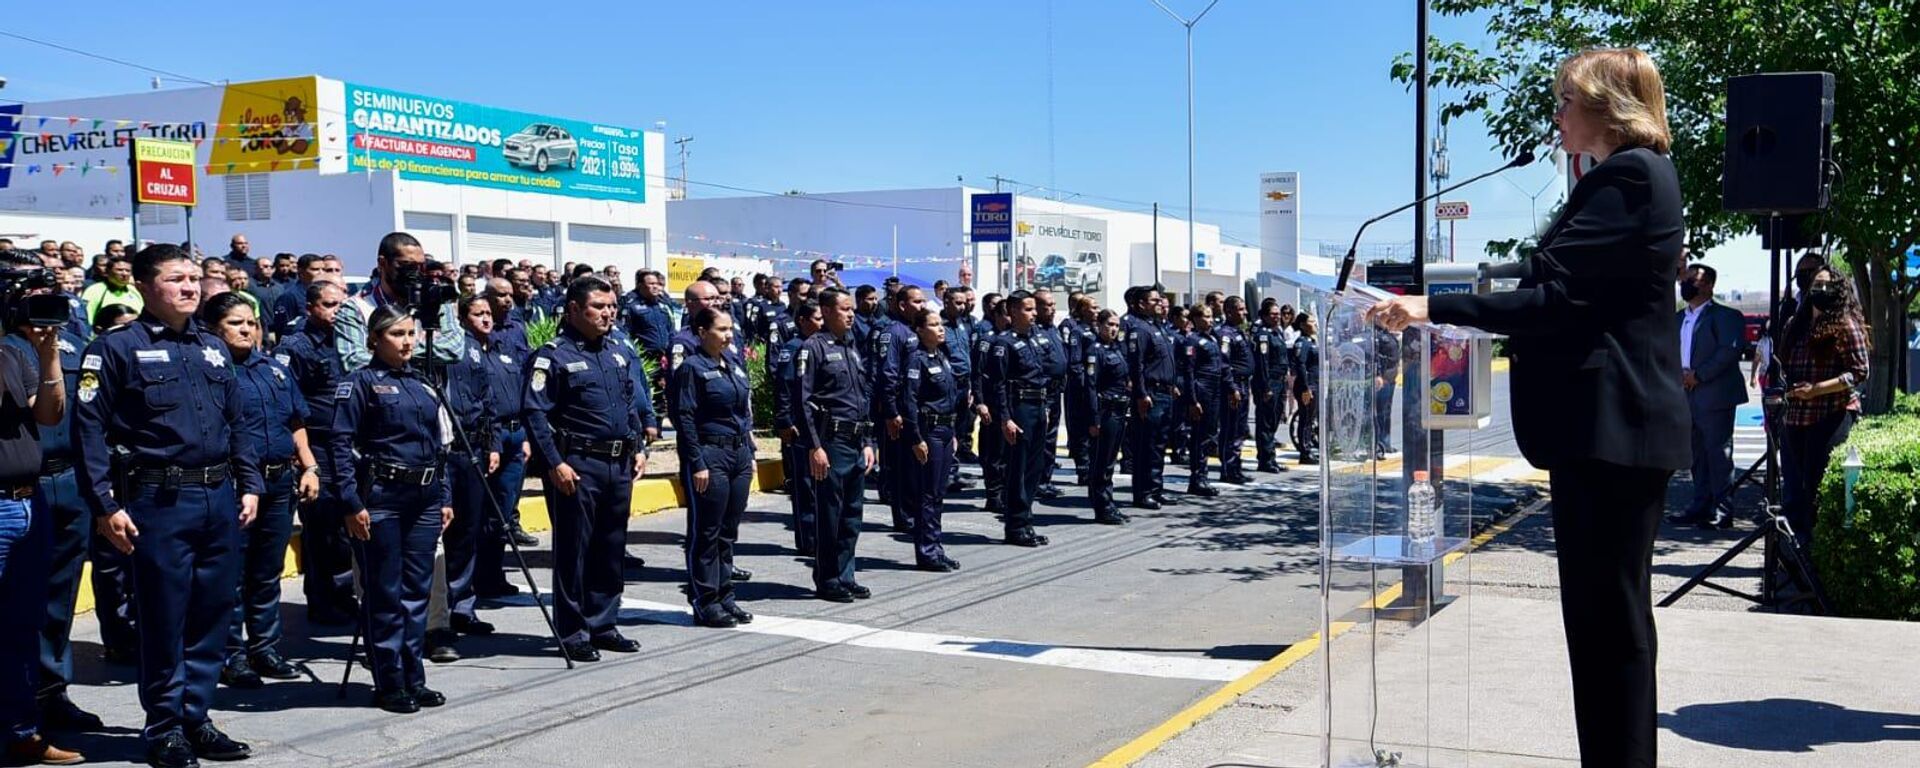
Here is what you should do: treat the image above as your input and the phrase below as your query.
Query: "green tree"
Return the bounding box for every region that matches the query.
[1397,0,1919,412]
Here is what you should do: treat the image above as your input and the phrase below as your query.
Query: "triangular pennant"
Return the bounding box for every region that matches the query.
[105,166,119,175]
[268,160,280,170]
[92,119,102,131]
[39,133,51,144]
[26,165,38,175]
[193,137,204,147]
[140,121,151,130]
[116,120,130,128]
[36,117,46,129]
[205,165,215,175]
[79,164,89,176]
[51,164,64,177]
[225,163,235,173]
[67,117,79,127]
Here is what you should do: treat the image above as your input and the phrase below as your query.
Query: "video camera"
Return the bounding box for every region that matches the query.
[391,260,459,330]
[0,257,72,329]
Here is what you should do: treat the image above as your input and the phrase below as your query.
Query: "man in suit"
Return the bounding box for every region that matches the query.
[1671,263,1748,527]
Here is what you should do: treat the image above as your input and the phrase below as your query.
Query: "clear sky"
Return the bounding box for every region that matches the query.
[0,0,1770,291]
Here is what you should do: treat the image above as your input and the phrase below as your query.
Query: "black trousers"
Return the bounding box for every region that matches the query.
[1253,390,1282,466]
[686,442,754,609]
[812,437,866,591]
[1548,459,1672,768]
[1000,400,1049,534]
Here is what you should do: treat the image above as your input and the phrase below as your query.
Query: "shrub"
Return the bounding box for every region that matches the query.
[746,341,775,435]
[1813,411,1920,620]
[525,315,561,349]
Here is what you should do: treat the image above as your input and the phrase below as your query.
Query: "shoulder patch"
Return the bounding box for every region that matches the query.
[334,382,354,400]
[81,354,103,372]
[565,360,589,373]
[907,367,921,381]
[274,353,292,367]
[533,356,553,371]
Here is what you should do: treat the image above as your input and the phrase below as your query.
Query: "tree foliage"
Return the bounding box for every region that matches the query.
[1396,0,1920,410]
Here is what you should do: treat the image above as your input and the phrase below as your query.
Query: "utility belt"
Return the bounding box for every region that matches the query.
[369,460,439,486]
[495,418,523,434]
[40,455,73,474]
[263,461,295,480]
[696,433,751,450]
[919,410,956,427]
[131,462,231,489]
[1012,387,1050,403]
[817,415,872,442]
[558,431,639,459]
[1098,394,1132,410]
[1147,381,1179,396]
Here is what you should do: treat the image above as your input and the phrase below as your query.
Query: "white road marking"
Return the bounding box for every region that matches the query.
[617,598,1262,682]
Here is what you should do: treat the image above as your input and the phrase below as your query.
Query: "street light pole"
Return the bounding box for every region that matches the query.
[1152,0,1222,303]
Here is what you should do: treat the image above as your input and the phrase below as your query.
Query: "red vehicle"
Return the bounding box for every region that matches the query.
[1742,313,1767,360]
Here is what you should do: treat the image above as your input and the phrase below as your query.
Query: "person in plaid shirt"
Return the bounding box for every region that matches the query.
[1777,264,1870,552]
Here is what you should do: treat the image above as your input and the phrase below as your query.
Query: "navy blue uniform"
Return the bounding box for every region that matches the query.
[940,316,974,489]
[268,282,308,339]
[1250,324,1290,470]
[973,326,1006,507]
[772,333,815,554]
[984,326,1055,540]
[74,317,264,747]
[1035,322,1070,492]
[1372,333,1401,455]
[870,316,914,529]
[1060,318,1097,481]
[328,361,450,700]
[1216,324,1255,480]
[440,336,498,626]
[9,331,92,705]
[621,292,675,361]
[898,344,959,565]
[1082,338,1132,521]
[1293,333,1320,462]
[1122,313,1178,504]
[225,349,307,667]
[793,330,871,594]
[669,350,755,615]
[272,322,358,619]
[524,326,645,647]
[1179,328,1227,491]
[474,332,528,594]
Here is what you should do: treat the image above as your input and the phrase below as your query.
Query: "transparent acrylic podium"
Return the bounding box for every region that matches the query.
[1276,271,1505,767]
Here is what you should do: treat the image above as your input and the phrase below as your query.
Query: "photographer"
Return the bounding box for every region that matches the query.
[0,262,82,766]
[1776,265,1870,553]
[333,232,465,374]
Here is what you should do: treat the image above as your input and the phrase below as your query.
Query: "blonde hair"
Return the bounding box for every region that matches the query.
[1556,48,1672,154]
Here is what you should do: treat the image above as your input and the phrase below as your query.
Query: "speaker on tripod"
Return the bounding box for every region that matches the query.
[1722,72,1835,214]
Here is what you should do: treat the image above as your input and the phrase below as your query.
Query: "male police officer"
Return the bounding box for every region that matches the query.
[793,289,876,602]
[523,276,651,662]
[874,286,924,532]
[275,281,361,625]
[1250,301,1292,473]
[76,243,264,767]
[774,300,822,556]
[1032,289,1069,498]
[985,291,1053,547]
[1060,293,1098,485]
[621,269,675,366]
[1216,296,1255,484]
[1123,287,1179,509]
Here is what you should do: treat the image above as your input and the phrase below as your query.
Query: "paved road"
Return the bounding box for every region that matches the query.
[54,376,1539,767]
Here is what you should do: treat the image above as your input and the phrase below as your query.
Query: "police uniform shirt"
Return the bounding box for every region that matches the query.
[1293,336,1320,395]
[446,333,498,445]
[983,328,1049,426]
[523,325,645,469]
[273,322,343,435]
[0,343,44,477]
[1217,325,1254,385]
[898,346,958,446]
[74,318,267,518]
[792,331,870,452]
[493,314,532,362]
[328,361,452,513]
[621,293,674,358]
[2,329,83,462]
[1250,325,1286,397]
[232,350,308,464]
[610,328,661,433]
[476,334,526,433]
[1035,322,1069,387]
[872,316,916,422]
[1121,313,1177,399]
[771,334,807,432]
[668,351,753,472]
[1085,339,1132,405]
[1179,330,1227,394]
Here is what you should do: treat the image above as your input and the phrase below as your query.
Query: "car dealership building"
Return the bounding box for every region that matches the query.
[0,76,667,277]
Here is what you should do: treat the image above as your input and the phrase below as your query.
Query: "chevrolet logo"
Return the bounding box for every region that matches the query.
[1265,190,1293,202]
[1016,221,1034,235]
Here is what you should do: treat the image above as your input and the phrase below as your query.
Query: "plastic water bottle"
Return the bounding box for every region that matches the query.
[1406,470,1437,561]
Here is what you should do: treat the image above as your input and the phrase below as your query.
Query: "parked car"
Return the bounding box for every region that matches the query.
[1035,250,1105,293]
[503,123,578,172]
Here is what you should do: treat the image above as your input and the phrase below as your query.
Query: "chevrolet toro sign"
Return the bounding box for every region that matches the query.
[971,193,1013,243]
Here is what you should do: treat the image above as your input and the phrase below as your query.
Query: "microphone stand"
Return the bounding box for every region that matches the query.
[1334,150,1536,296]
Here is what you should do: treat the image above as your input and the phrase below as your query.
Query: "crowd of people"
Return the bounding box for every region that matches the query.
[0,231,1326,767]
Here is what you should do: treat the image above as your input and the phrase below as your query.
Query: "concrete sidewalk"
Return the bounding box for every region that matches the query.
[1132,482,1920,767]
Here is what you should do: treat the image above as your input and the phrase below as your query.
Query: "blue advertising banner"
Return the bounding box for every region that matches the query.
[971,193,1013,242]
[345,84,646,202]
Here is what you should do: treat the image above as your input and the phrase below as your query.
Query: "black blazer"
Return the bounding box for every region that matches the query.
[1430,146,1690,472]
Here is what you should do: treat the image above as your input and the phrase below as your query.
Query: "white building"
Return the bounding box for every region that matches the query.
[0,76,666,277]
[668,186,1258,309]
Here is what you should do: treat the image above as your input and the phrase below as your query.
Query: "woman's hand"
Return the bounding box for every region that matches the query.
[1787,382,1816,401]
[1367,296,1429,333]
[346,509,372,541]
[693,469,711,494]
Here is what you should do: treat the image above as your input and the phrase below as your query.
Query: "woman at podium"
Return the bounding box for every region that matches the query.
[1369,47,1688,768]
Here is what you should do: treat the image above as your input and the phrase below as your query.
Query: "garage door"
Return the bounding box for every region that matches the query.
[566,224,650,275]
[465,216,556,268]
[402,211,454,264]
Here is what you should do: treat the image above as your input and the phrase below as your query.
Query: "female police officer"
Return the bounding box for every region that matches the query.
[198,293,320,690]
[1178,305,1225,497]
[669,307,756,628]
[329,304,453,714]
[1083,309,1131,525]
[898,307,960,572]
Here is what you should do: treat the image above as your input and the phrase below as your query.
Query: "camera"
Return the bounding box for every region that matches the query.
[391,260,459,330]
[827,261,846,272]
[0,261,70,329]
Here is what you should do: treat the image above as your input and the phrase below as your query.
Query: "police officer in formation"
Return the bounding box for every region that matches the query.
[1250,300,1292,473]
[328,304,453,714]
[1060,293,1098,485]
[773,299,821,556]
[1031,289,1069,499]
[1165,303,1194,465]
[898,307,962,572]
[275,281,362,625]
[1122,287,1177,510]
[469,295,530,598]
[1179,304,1226,497]
[433,297,503,659]
[1292,312,1321,465]
[197,293,318,691]
[1215,296,1255,484]
[1082,309,1132,525]
[984,290,1054,547]
[524,276,652,661]
[940,286,978,476]
[873,285,923,532]
[792,288,875,602]
[76,243,263,766]
[671,308,758,628]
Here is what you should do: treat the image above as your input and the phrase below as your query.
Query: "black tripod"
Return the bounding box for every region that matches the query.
[339,317,573,699]
[1659,215,1829,613]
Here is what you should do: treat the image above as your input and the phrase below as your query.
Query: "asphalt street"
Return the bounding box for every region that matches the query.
[52,376,1540,767]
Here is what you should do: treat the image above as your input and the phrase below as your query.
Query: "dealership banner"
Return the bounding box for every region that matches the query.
[209,76,319,173]
[345,84,646,202]
[971,193,1012,242]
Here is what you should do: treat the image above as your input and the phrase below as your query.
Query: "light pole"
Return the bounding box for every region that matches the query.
[1151,0,1221,303]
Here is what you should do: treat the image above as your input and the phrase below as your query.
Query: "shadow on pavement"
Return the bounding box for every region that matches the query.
[1661,698,1920,752]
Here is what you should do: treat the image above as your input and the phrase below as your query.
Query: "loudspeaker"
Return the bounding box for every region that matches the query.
[1722,72,1834,214]
[1755,213,1820,251]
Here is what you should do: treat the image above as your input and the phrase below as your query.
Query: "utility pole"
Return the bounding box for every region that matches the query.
[1152,0,1223,305]
[991,174,1011,293]
[672,136,694,200]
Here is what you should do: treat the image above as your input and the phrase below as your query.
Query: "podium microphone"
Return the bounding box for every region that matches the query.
[1334,146,1542,295]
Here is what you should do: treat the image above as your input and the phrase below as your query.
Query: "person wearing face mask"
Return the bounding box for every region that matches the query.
[1669,263,1749,529]
[1776,265,1870,556]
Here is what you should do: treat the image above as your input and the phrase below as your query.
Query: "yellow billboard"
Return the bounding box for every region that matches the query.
[209,76,319,173]
[666,256,705,292]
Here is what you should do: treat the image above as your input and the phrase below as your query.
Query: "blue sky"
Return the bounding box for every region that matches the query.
[0,1,1769,290]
